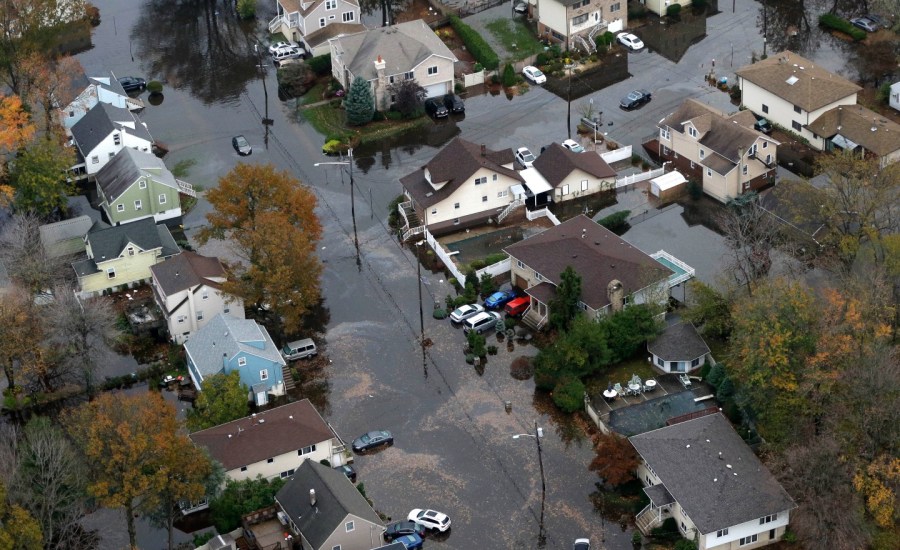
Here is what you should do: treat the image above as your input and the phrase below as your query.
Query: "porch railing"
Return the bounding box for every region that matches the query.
[176,179,196,198]
[497,199,524,223]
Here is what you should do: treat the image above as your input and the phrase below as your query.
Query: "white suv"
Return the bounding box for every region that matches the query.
[463,311,502,334]
[271,46,303,65]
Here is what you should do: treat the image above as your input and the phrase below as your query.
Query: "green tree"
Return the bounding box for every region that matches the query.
[186,371,249,431]
[209,477,285,533]
[502,63,516,87]
[9,136,75,217]
[388,78,424,118]
[602,304,659,363]
[549,266,581,331]
[236,0,256,18]
[344,76,375,126]
[552,375,585,412]
[681,280,732,339]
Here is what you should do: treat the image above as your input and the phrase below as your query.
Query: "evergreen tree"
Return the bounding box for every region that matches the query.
[549,266,581,330]
[345,76,375,126]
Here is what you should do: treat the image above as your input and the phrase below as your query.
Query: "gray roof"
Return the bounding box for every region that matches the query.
[660,99,772,164]
[71,102,153,156]
[532,143,616,187]
[95,148,178,202]
[647,322,710,361]
[150,251,227,296]
[276,460,383,549]
[304,22,366,49]
[334,20,456,81]
[184,314,284,378]
[40,215,94,258]
[86,217,180,264]
[90,71,129,96]
[630,414,795,534]
[643,483,675,507]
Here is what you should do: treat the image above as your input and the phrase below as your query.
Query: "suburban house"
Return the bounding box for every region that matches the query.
[95,148,191,227]
[275,460,386,550]
[890,82,900,112]
[638,0,690,16]
[72,218,180,298]
[59,70,143,129]
[39,215,94,258]
[184,314,287,406]
[149,251,244,345]
[503,215,675,330]
[630,413,796,549]
[399,137,526,237]
[759,179,828,248]
[654,99,779,203]
[534,0,626,51]
[647,322,709,373]
[268,0,363,56]
[330,20,457,110]
[736,51,860,146]
[189,399,349,483]
[532,142,616,202]
[69,102,154,178]
[804,104,900,167]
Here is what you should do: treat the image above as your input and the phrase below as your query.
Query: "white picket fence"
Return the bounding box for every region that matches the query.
[600,145,632,164]
[475,257,510,279]
[423,228,465,282]
[615,167,665,189]
[526,207,561,226]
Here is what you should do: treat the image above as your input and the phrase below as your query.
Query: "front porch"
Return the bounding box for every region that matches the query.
[636,484,676,534]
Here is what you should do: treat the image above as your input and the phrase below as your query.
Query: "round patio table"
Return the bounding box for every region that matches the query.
[645,379,657,389]
[628,383,642,394]
[603,389,617,401]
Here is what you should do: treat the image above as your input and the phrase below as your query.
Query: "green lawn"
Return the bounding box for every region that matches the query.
[301,81,328,105]
[300,103,431,144]
[300,103,346,137]
[485,18,544,60]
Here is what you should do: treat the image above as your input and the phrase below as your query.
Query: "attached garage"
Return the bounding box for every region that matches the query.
[423,82,449,98]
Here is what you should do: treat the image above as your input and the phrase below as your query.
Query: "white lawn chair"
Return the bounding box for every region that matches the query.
[614,383,626,397]
[679,373,692,387]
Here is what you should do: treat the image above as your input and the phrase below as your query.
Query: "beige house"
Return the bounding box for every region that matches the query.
[268,0,364,56]
[329,20,457,110]
[276,460,385,550]
[804,104,900,167]
[655,99,779,203]
[72,218,180,298]
[532,143,616,202]
[631,414,796,549]
[639,0,691,16]
[149,251,244,345]
[534,0,626,50]
[736,51,860,146]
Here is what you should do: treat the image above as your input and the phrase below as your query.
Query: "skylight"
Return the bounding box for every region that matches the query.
[786,76,799,85]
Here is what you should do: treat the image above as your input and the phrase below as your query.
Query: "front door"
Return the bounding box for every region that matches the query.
[256,390,268,406]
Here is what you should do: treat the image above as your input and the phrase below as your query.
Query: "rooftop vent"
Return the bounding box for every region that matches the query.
[726,464,733,469]
[309,489,316,506]
[259,419,265,424]
[686,444,691,448]
[786,76,799,85]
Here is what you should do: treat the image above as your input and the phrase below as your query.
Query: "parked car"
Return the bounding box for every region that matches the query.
[118,76,146,92]
[408,509,452,532]
[268,41,291,54]
[863,13,891,28]
[449,303,485,323]
[574,538,591,550]
[513,1,528,14]
[271,46,303,64]
[616,32,644,51]
[522,65,546,84]
[384,521,426,542]
[282,338,317,361]
[484,289,516,309]
[850,16,878,32]
[443,93,465,113]
[561,139,585,153]
[620,89,652,110]
[334,464,357,483]
[462,311,502,335]
[424,97,449,118]
[352,430,393,453]
[232,135,252,155]
[505,296,530,317]
[515,146,536,168]
[754,117,773,135]
[394,534,423,550]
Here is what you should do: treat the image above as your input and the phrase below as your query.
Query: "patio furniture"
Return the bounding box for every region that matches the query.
[643,379,657,392]
[603,389,618,402]
[628,373,643,395]
[613,383,626,397]
[627,382,642,395]
[679,373,692,388]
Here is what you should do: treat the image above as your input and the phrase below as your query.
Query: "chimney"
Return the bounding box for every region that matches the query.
[481,144,486,156]
[374,55,385,73]
[309,489,316,506]
[607,279,624,312]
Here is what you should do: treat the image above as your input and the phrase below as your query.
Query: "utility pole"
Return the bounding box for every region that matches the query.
[314,149,360,270]
[254,43,274,148]
[534,420,546,547]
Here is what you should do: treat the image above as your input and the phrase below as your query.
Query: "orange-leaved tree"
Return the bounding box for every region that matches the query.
[589,432,639,486]
[0,93,35,204]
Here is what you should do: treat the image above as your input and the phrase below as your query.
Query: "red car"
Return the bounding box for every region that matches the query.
[505,297,530,317]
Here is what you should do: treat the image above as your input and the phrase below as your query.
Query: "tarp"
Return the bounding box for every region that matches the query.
[831,134,859,151]
[650,170,687,197]
[518,167,552,195]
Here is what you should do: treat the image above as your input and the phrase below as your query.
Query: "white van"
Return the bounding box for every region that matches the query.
[282,338,317,361]
[463,311,502,335]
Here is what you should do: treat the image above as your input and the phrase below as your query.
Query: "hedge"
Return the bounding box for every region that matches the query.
[307,53,332,76]
[597,210,631,234]
[818,13,867,41]
[449,15,499,70]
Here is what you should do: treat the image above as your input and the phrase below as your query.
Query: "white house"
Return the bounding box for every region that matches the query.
[59,71,143,129]
[532,142,616,202]
[890,82,900,112]
[535,0,625,50]
[268,0,364,56]
[804,104,900,167]
[68,102,154,178]
[630,414,796,549]
[639,0,691,16]
[149,251,245,345]
[647,322,710,373]
[330,20,457,110]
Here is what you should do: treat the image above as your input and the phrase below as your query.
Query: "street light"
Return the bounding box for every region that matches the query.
[314,149,360,270]
[512,421,546,547]
[415,239,427,378]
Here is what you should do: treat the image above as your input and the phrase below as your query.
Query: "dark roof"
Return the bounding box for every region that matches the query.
[150,251,227,296]
[524,281,557,304]
[504,215,671,310]
[806,104,900,157]
[72,257,99,277]
[643,483,675,507]
[647,322,710,361]
[532,143,616,187]
[276,460,383,549]
[91,71,129,96]
[630,414,795,534]
[304,22,366,48]
[703,153,736,176]
[86,217,180,263]
[189,399,334,471]
[759,180,827,242]
[95,148,178,202]
[70,102,152,156]
[400,137,521,208]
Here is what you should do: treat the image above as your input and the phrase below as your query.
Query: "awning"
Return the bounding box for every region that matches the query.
[509,184,527,200]
[519,167,553,195]
[831,134,859,151]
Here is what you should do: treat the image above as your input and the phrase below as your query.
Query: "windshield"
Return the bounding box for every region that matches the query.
[522,152,535,161]
[533,69,544,77]
[359,433,371,443]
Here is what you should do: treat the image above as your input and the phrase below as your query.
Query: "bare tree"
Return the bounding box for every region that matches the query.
[717,195,780,295]
[0,212,70,294]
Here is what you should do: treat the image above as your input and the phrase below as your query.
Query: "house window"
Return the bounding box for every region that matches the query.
[475,176,487,185]
[238,357,247,367]
[139,180,147,189]
[561,184,570,195]
[159,194,166,204]
[762,141,768,149]
[611,2,620,10]
[202,290,209,300]
[267,457,274,464]
[742,164,748,175]
[389,75,395,84]
[497,190,508,198]
[739,534,758,546]
[692,357,700,367]
[319,17,326,27]
[660,128,670,140]
[656,356,663,367]
[127,246,135,256]
[427,66,438,76]
[325,0,336,8]
[240,466,248,472]
[260,369,269,381]
[69,110,74,117]
[345,521,355,532]
[332,546,341,550]
[454,203,460,209]
[517,260,524,269]
[177,316,186,324]
[106,268,116,279]
[224,306,230,313]
[431,208,437,215]
[791,120,801,131]
[793,104,801,114]
[117,204,125,212]
[706,167,712,177]
[113,133,121,145]
[492,173,498,181]
[762,104,769,114]
[680,522,687,532]
[298,444,316,455]
[572,13,589,26]
[134,200,142,210]
[581,180,588,191]
[108,152,115,160]
[196,311,204,321]
[699,149,705,159]
[688,127,698,138]
[760,513,778,524]
[91,156,99,164]
[690,161,695,169]
[717,528,729,537]
[454,218,460,225]
[342,11,354,22]
[280,471,290,478]
[749,144,757,156]
[482,195,488,202]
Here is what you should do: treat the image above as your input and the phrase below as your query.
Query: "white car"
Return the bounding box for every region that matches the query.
[268,41,291,54]
[561,139,585,153]
[515,147,536,168]
[449,303,484,323]
[522,65,546,84]
[617,32,644,51]
[271,46,303,62]
[408,509,451,532]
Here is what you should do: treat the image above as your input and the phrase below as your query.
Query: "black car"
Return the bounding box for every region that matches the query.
[232,135,252,156]
[620,89,651,110]
[754,117,773,135]
[118,76,146,92]
[334,464,357,483]
[443,93,465,114]
[352,430,393,453]
[424,97,449,118]
[384,521,426,542]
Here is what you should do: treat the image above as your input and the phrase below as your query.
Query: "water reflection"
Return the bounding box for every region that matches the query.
[132,0,259,106]
[638,10,708,63]
[352,119,460,173]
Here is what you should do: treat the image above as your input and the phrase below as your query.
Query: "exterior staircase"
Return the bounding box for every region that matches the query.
[497,199,524,223]
[176,179,196,198]
[281,364,296,392]
[635,505,662,534]
[125,96,144,111]
[520,307,546,332]
[574,34,594,54]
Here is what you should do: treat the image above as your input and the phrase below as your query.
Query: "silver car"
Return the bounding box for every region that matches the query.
[449,303,484,323]
[463,311,502,334]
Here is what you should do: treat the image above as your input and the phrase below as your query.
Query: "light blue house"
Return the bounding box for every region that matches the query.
[184,314,287,406]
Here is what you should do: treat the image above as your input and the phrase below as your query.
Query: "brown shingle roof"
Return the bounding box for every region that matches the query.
[532,143,616,188]
[150,251,227,296]
[189,399,333,471]
[806,104,900,157]
[303,22,366,48]
[661,99,774,163]
[504,215,671,310]
[735,50,861,112]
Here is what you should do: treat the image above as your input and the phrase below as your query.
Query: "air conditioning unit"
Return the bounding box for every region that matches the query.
[277,511,289,526]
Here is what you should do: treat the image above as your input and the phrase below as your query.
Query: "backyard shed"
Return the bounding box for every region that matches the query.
[891,82,900,112]
[650,171,687,201]
[647,322,710,373]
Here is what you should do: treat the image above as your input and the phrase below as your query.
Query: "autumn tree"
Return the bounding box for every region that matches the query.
[65,392,197,550]
[0,479,43,550]
[717,195,780,296]
[0,94,35,199]
[589,432,639,486]
[9,135,76,216]
[0,287,49,394]
[186,371,250,431]
[681,280,733,339]
[0,213,70,294]
[145,442,214,550]
[549,266,582,331]
[18,54,83,133]
[197,163,323,334]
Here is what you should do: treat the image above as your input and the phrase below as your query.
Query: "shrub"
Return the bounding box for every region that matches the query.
[465,353,475,364]
[687,179,703,199]
[535,52,551,66]
[504,317,517,330]
[322,139,344,155]
[632,531,643,545]
[307,54,333,76]
[552,376,585,413]
[487,345,498,355]
[473,62,484,73]
[818,13,867,40]
[236,0,255,18]
[666,3,682,16]
[601,31,615,46]
[433,308,447,319]
[877,82,892,104]
[692,0,708,10]
[630,153,642,166]
[502,63,517,87]
[628,4,647,19]
[468,330,487,357]
[510,356,534,380]
[449,15,499,70]
[597,210,631,234]
[674,540,698,550]
[277,63,316,97]
[146,80,163,94]
[479,273,496,297]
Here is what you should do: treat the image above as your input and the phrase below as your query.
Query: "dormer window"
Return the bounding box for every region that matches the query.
[139,180,147,189]
[688,127,698,138]
[127,247,135,256]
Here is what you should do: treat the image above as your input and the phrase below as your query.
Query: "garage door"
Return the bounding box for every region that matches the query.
[423,82,448,98]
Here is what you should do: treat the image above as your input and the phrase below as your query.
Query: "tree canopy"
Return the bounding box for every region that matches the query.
[345,76,375,126]
[210,477,285,534]
[549,266,581,331]
[187,371,250,431]
[8,135,75,216]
